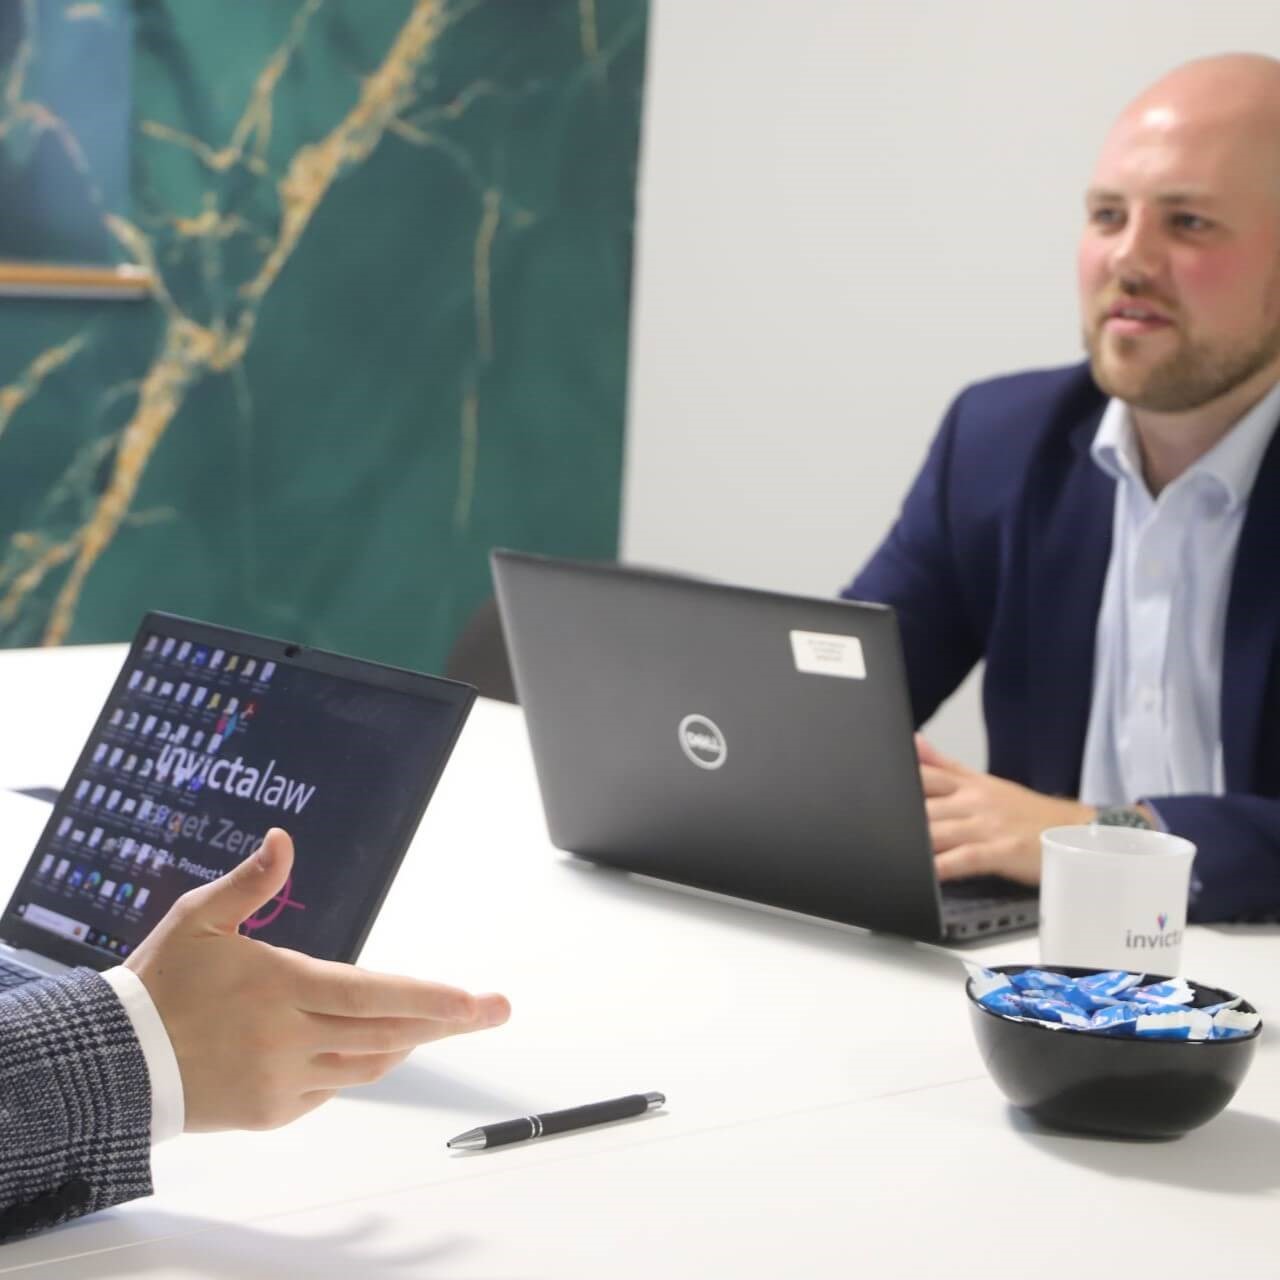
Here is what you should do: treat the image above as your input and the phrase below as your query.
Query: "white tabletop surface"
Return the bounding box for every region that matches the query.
[0,643,1277,1278]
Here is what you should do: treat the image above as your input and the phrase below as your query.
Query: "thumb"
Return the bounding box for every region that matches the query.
[184,827,294,935]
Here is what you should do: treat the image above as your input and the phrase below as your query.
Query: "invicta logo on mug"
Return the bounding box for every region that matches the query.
[1125,913,1183,950]
[678,714,727,770]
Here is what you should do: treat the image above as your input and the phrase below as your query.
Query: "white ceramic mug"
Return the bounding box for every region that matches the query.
[1038,824,1196,973]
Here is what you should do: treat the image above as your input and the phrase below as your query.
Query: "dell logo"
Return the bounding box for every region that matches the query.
[678,714,727,770]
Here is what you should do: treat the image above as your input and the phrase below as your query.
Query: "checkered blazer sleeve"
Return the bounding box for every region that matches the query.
[0,968,153,1241]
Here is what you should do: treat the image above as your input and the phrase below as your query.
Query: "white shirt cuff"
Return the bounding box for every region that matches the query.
[101,965,186,1143]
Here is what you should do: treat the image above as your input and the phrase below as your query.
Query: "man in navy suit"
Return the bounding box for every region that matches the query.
[0,829,510,1240]
[847,52,1280,922]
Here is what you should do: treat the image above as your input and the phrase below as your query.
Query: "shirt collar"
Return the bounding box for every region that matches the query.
[1090,378,1280,512]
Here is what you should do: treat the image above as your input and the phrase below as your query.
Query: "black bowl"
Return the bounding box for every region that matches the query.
[966,964,1262,1139]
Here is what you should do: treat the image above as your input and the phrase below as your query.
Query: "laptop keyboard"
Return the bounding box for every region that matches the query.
[0,956,40,991]
[941,876,1038,937]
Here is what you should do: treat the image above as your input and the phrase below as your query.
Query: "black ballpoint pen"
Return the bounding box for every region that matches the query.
[446,1091,666,1151]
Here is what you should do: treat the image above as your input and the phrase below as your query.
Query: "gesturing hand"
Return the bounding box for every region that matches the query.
[917,737,1094,885]
[126,828,510,1131]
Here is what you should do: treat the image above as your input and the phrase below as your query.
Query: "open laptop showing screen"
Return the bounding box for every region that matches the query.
[0,612,473,988]
[492,550,1036,944]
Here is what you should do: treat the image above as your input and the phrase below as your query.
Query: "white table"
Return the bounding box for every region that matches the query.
[1,644,1277,1278]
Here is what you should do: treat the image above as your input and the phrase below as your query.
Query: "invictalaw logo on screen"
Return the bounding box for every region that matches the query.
[154,744,317,815]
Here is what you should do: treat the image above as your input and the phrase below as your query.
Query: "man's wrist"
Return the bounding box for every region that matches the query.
[100,965,186,1143]
[1094,804,1156,830]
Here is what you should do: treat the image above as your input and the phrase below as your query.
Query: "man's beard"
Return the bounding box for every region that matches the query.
[1084,265,1280,412]
[1085,316,1280,412]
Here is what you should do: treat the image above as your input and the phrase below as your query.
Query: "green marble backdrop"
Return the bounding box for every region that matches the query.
[0,0,646,670]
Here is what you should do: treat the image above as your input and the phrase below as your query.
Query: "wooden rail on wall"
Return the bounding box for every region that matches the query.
[0,260,153,300]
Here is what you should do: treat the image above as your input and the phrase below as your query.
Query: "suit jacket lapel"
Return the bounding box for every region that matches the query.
[1221,425,1280,790]
[1025,415,1114,795]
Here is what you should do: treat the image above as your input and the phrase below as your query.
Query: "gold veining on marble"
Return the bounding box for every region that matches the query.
[0,335,87,442]
[0,536,82,626]
[243,0,445,303]
[454,379,479,531]
[138,0,322,178]
[0,0,98,202]
[579,0,601,64]
[3,0,450,644]
[473,187,500,362]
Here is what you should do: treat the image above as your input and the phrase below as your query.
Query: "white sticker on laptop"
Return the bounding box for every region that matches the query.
[789,630,866,679]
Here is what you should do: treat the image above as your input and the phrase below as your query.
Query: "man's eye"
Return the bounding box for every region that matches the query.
[1172,212,1211,232]
[1089,207,1124,228]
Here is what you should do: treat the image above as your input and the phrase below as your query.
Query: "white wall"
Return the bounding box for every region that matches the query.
[621,0,1278,763]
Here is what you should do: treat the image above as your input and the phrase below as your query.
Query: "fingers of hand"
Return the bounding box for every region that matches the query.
[304,1000,508,1055]
[310,1049,415,1090]
[928,817,976,854]
[915,735,967,774]
[934,844,996,881]
[919,764,961,798]
[294,956,507,1025]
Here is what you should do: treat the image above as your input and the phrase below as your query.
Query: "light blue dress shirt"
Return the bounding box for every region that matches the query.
[1080,379,1280,808]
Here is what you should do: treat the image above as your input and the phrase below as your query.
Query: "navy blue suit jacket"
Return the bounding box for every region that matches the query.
[845,362,1280,922]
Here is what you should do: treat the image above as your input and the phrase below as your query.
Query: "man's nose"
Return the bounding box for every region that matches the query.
[1110,208,1164,285]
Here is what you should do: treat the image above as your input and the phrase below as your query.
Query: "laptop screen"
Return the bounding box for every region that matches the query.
[1,613,473,968]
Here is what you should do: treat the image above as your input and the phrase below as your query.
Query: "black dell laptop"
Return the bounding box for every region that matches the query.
[492,550,1036,943]
[0,612,474,990]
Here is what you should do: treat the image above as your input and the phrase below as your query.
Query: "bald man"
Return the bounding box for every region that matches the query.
[846,54,1280,920]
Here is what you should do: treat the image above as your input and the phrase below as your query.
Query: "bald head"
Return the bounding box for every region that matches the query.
[1104,54,1280,201]
[1079,52,1280,419]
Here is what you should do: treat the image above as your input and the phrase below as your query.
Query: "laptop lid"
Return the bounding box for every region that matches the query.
[492,550,950,940]
[0,613,474,969]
